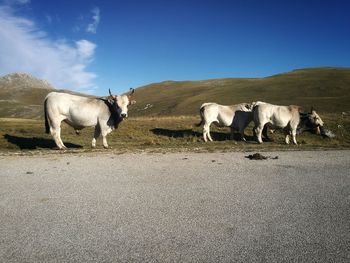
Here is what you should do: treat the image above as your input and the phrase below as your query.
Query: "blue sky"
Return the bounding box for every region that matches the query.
[0,0,349,95]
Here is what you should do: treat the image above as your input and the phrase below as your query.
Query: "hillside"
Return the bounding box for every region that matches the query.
[129,67,350,116]
[0,73,90,119]
[0,73,55,118]
[0,67,349,119]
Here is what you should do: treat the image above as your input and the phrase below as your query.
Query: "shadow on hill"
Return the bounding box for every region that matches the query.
[151,128,258,142]
[3,134,82,150]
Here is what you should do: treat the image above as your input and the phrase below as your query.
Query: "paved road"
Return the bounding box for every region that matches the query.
[0,151,349,262]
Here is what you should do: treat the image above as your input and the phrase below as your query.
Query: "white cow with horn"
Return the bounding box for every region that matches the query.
[44,88,136,149]
[253,102,301,144]
[196,102,254,142]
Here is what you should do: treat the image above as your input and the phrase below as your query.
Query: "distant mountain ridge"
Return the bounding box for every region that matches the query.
[0,73,54,118]
[0,73,55,90]
[0,73,88,118]
[0,67,349,119]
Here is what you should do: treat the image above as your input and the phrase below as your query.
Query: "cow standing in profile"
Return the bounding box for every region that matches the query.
[196,102,254,142]
[44,89,136,149]
[253,103,324,145]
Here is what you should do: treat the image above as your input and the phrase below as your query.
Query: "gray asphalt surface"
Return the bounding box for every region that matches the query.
[0,150,349,262]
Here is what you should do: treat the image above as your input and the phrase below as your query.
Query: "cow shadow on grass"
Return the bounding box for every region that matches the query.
[151,128,256,142]
[151,128,202,139]
[3,134,82,150]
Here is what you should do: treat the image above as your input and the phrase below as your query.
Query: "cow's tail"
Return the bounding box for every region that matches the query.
[195,104,206,127]
[44,98,50,134]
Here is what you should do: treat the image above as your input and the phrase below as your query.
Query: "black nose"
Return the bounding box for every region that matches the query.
[121,113,127,118]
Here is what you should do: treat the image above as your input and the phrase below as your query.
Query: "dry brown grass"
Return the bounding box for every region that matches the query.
[0,113,349,155]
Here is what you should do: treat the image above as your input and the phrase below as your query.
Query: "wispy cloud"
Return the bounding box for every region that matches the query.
[0,5,97,93]
[3,0,31,5]
[45,14,52,24]
[86,7,100,34]
[76,39,96,60]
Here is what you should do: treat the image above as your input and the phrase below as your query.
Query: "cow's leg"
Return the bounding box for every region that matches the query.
[202,126,208,142]
[284,131,290,144]
[98,122,113,148]
[102,136,108,148]
[285,135,290,144]
[203,123,212,142]
[101,130,110,148]
[50,120,66,149]
[92,125,101,148]
[254,125,264,144]
[206,123,214,142]
[291,129,298,145]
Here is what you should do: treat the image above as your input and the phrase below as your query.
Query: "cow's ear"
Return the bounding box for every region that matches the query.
[108,95,115,104]
[130,100,136,105]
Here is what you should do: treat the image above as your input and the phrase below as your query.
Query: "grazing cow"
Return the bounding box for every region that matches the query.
[196,102,253,142]
[44,89,136,149]
[298,108,324,135]
[253,103,301,144]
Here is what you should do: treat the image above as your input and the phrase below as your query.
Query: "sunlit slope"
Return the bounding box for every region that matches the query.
[1,68,349,118]
[129,67,350,116]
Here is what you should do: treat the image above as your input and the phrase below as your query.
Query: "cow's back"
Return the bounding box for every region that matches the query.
[254,103,300,128]
[45,92,107,127]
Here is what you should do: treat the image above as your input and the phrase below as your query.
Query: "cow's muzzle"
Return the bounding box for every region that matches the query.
[121,113,127,119]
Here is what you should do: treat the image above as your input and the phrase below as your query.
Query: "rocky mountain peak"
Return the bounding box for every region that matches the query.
[0,72,54,90]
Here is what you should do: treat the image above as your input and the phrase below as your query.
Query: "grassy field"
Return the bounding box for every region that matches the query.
[0,113,349,155]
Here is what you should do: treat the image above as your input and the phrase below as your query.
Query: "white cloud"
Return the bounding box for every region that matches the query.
[76,39,96,60]
[0,5,97,93]
[86,7,100,34]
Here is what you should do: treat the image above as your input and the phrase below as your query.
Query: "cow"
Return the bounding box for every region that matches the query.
[253,103,325,144]
[44,89,136,149]
[196,102,253,142]
[298,108,324,135]
[253,103,301,144]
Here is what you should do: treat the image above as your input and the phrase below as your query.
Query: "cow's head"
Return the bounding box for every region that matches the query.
[108,88,136,119]
[308,108,324,134]
[299,107,325,135]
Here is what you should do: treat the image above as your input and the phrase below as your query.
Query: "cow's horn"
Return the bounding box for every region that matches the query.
[109,89,113,97]
[129,88,135,96]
